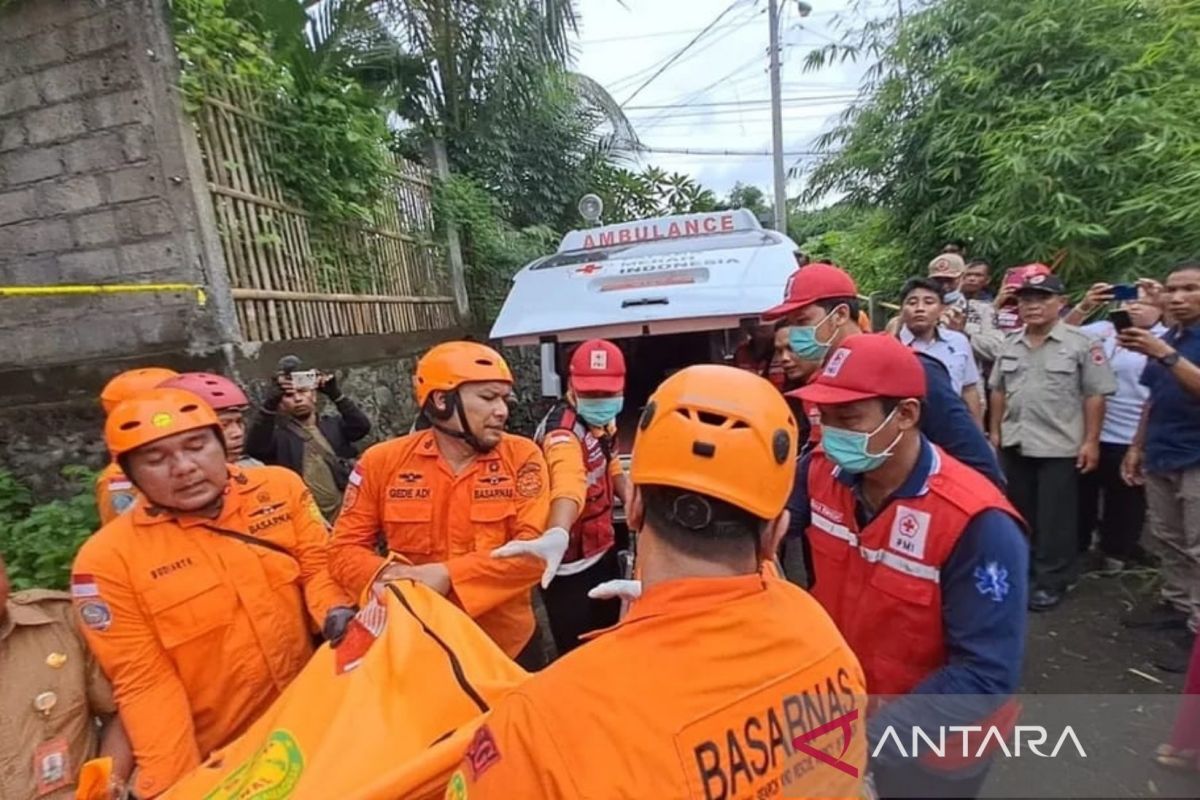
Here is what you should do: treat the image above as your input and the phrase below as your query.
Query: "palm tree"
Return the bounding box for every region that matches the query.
[250,0,636,149]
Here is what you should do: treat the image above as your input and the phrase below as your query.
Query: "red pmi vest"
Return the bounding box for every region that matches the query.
[535,402,615,562]
[802,397,822,451]
[805,446,1020,696]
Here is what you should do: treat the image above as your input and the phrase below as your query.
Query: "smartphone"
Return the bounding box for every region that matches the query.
[289,369,319,390]
[1110,310,1133,332]
[1111,284,1139,302]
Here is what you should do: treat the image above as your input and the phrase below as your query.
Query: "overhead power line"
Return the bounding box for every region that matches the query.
[609,9,762,94]
[633,145,827,157]
[635,51,767,132]
[624,94,856,110]
[621,0,748,107]
[576,9,840,45]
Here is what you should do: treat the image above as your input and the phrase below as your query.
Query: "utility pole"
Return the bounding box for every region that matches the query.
[768,0,787,234]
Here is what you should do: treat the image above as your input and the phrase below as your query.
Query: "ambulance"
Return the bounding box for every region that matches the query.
[490,208,800,442]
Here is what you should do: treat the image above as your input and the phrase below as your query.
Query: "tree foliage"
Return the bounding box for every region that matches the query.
[173,0,393,225]
[590,164,718,222]
[362,0,638,228]
[169,0,722,320]
[0,468,99,591]
[434,174,559,319]
[794,206,909,296]
[806,0,1200,286]
[719,182,772,223]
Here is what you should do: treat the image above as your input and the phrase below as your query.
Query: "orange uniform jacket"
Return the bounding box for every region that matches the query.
[95,461,138,525]
[329,430,551,657]
[450,572,869,800]
[541,426,623,509]
[71,465,351,798]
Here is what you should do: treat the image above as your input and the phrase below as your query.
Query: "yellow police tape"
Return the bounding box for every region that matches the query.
[0,283,207,306]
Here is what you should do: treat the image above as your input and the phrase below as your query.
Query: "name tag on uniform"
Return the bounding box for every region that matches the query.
[33,736,70,797]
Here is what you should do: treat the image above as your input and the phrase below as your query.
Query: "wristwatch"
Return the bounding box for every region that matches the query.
[1159,351,1181,367]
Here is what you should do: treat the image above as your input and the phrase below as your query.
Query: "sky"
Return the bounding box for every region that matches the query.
[571,0,886,203]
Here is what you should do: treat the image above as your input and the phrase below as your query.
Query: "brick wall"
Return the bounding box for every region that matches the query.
[0,0,235,384]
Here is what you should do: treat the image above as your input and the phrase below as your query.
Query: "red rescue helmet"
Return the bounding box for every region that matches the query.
[159,372,250,411]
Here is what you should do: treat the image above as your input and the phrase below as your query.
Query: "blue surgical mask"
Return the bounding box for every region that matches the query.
[944,290,964,305]
[576,396,623,427]
[821,409,902,474]
[788,308,839,360]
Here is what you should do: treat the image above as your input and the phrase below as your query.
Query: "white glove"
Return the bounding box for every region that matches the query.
[491,527,569,589]
[587,579,643,602]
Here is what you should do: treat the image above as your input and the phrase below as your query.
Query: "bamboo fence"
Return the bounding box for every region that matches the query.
[192,84,457,342]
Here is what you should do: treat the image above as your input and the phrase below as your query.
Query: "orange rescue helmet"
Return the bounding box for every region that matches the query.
[99,367,180,414]
[631,365,797,520]
[105,387,221,458]
[414,341,513,407]
[160,372,250,411]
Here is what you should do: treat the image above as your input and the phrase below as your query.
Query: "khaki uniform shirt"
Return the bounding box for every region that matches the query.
[1,590,116,800]
[952,295,1005,363]
[989,322,1118,458]
[292,423,342,521]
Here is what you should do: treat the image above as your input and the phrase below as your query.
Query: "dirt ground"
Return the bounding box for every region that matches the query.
[986,569,1199,798]
[535,553,1200,796]
[1022,568,1184,694]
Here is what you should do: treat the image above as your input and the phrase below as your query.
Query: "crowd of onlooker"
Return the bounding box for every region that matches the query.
[869,250,1200,675]
[742,247,1200,772]
[747,248,1200,679]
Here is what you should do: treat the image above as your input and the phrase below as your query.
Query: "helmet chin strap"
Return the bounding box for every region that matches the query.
[428,392,492,453]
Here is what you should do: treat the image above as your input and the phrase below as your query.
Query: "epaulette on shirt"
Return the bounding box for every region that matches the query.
[10,589,72,605]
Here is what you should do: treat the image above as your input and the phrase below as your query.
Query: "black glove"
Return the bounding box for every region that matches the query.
[319,373,341,400]
[263,374,287,411]
[322,605,357,646]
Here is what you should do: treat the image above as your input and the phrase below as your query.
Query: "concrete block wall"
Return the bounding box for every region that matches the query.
[0,0,235,388]
[0,1,513,498]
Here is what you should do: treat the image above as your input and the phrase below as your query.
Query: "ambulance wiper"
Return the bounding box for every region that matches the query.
[535,246,631,269]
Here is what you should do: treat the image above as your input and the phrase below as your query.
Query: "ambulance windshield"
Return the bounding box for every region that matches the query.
[533,229,778,270]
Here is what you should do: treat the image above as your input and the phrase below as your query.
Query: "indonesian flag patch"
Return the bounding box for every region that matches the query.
[70,574,100,599]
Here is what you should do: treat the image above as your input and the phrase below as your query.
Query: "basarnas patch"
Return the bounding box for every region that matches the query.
[78,601,112,632]
[515,463,544,497]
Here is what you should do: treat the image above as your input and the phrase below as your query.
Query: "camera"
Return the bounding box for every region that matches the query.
[289,370,320,391]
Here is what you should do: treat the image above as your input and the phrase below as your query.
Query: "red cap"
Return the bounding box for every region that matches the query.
[762,263,858,321]
[1002,263,1052,289]
[791,334,926,405]
[569,339,626,393]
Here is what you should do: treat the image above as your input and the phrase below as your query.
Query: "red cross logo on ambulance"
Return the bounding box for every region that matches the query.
[889,506,930,559]
[574,263,603,277]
